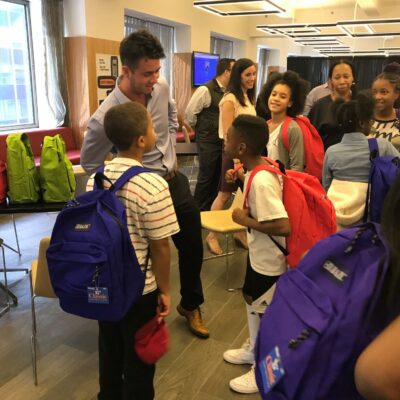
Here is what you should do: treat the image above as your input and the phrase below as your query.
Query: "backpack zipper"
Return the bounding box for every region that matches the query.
[288,328,313,349]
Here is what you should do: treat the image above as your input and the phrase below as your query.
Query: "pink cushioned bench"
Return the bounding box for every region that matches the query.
[0,127,80,166]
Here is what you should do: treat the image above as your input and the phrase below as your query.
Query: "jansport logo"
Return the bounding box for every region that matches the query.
[322,259,349,283]
[74,223,91,231]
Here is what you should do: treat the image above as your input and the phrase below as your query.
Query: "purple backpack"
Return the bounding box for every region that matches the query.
[47,166,146,321]
[365,138,400,223]
[255,223,389,399]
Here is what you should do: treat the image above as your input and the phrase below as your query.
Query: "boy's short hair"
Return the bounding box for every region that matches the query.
[104,102,149,151]
[231,114,269,155]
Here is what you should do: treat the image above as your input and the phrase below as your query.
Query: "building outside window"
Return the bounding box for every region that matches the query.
[0,0,37,130]
[210,36,233,59]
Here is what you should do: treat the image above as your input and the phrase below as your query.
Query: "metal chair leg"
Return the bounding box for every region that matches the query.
[11,214,21,256]
[225,234,235,292]
[31,333,38,386]
[0,244,10,316]
[0,238,26,299]
[29,272,37,335]
[30,289,38,385]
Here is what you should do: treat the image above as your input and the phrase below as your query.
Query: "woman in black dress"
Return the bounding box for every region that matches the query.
[309,60,356,151]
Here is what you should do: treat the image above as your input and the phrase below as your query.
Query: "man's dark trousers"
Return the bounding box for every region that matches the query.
[194,139,223,211]
[167,171,204,310]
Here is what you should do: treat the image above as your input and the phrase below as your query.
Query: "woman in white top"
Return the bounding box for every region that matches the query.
[206,58,257,255]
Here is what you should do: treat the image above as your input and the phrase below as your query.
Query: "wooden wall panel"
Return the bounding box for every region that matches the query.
[65,36,120,146]
[85,37,120,116]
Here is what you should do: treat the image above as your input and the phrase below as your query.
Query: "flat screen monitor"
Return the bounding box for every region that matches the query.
[192,52,220,87]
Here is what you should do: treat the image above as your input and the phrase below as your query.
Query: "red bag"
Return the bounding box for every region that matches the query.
[281,116,324,180]
[244,157,336,268]
[134,314,169,364]
[0,161,7,203]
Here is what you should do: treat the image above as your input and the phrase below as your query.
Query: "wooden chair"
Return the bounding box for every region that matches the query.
[201,189,246,291]
[29,236,57,385]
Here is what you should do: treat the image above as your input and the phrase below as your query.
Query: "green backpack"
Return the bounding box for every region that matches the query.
[40,134,76,202]
[6,133,41,203]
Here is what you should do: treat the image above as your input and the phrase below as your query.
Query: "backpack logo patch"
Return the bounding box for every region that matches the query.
[74,223,91,231]
[322,259,349,283]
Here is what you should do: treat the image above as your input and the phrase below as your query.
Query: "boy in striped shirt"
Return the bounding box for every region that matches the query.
[87,101,179,399]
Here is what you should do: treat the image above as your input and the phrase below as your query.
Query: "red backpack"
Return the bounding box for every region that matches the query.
[243,157,336,268]
[281,116,324,180]
[0,161,7,203]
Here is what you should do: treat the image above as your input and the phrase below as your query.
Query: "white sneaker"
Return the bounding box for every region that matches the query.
[223,338,254,365]
[229,366,259,394]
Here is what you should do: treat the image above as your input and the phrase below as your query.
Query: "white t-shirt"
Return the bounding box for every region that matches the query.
[244,169,288,276]
[267,123,283,161]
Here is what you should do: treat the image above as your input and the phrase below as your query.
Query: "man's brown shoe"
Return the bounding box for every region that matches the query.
[177,304,210,339]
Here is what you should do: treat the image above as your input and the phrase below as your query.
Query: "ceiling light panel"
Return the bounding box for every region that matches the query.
[194,0,285,16]
[258,18,400,38]
[257,17,400,56]
[296,39,342,44]
[314,46,351,50]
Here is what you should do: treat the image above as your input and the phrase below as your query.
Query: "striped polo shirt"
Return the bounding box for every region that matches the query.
[86,157,180,295]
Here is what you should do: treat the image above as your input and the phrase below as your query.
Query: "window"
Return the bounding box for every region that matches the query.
[124,15,175,87]
[0,0,37,130]
[210,36,233,59]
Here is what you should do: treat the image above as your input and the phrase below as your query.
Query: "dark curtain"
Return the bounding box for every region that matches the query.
[42,0,70,126]
[288,56,400,91]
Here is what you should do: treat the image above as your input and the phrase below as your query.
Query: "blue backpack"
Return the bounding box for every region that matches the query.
[255,223,389,399]
[365,138,400,223]
[47,166,146,321]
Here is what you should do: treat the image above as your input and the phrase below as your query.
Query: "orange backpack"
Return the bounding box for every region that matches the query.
[281,116,324,180]
[243,158,336,267]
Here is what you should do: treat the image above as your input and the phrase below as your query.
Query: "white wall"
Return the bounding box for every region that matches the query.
[64,0,86,37]
[64,1,400,73]
[81,0,252,57]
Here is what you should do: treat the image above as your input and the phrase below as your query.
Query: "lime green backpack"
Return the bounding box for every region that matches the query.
[6,133,41,203]
[40,134,76,202]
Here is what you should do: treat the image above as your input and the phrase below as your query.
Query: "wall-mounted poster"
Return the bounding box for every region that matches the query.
[96,54,121,106]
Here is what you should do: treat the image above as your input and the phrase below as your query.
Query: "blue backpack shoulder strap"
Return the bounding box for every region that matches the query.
[93,166,108,190]
[93,166,146,191]
[111,166,146,192]
[368,138,379,159]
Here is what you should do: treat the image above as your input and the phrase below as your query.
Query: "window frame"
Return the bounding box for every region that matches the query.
[0,0,38,132]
